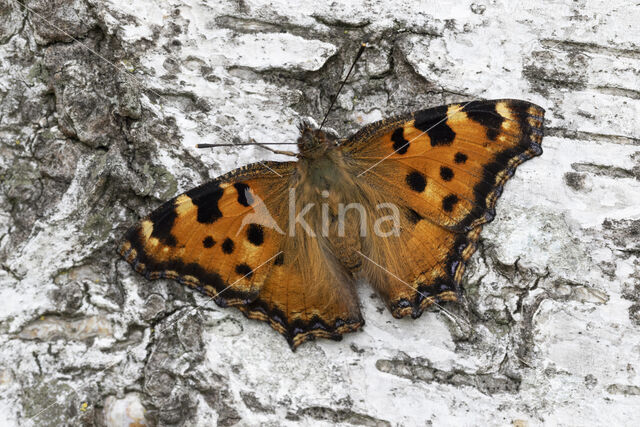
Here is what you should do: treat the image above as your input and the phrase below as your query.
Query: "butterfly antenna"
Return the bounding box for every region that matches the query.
[319,42,367,130]
[196,142,297,148]
[196,139,298,157]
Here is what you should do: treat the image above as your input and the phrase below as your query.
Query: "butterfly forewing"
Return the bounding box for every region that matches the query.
[120,162,294,306]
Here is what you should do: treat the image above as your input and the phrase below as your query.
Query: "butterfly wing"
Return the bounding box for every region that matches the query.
[119,160,363,348]
[120,162,294,306]
[237,247,363,349]
[342,99,544,317]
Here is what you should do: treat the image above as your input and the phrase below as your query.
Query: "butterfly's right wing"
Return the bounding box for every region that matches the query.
[342,99,544,318]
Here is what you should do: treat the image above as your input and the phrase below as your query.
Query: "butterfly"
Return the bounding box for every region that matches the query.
[119,99,544,349]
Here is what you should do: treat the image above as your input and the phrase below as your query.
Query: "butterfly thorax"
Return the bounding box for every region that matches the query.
[295,124,355,195]
[296,125,338,159]
[295,127,354,194]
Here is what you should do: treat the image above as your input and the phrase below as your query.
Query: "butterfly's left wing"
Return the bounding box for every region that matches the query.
[119,161,363,349]
[342,99,544,317]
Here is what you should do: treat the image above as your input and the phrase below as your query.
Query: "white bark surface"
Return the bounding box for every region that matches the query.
[0,0,638,425]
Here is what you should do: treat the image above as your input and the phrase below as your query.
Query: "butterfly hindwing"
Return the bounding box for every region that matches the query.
[238,250,363,348]
[345,99,544,317]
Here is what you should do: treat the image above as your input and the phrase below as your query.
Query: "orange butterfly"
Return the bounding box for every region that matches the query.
[119,99,544,349]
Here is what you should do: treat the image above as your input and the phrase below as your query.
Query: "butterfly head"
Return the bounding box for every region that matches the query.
[297,118,339,159]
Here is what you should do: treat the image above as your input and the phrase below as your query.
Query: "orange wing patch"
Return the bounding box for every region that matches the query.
[348,100,543,230]
[346,99,544,318]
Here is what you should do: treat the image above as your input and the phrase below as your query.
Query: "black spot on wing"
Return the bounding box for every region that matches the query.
[222,238,235,254]
[148,201,178,246]
[406,171,427,192]
[203,236,216,248]
[247,224,264,246]
[391,127,409,154]
[462,101,504,141]
[235,263,253,278]
[440,166,454,181]
[234,182,253,207]
[414,106,455,146]
[125,231,230,296]
[186,182,223,224]
[121,222,261,307]
[454,152,467,164]
[442,194,459,212]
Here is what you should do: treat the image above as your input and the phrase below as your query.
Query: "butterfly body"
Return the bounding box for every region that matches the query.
[120,99,545,349]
